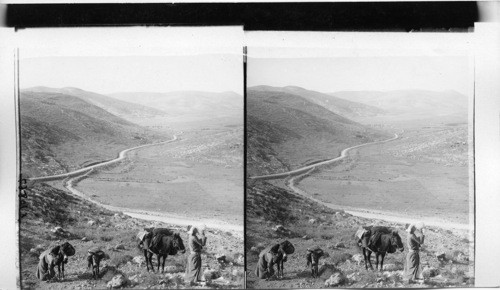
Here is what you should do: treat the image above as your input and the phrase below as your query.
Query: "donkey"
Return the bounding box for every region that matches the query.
[144,233,186,273]
[36,242,75,281]
[255,240,295,280]
[273,240,295,278]
[306,247,325,278]
[359,228,404,271]
[87,248,106,279]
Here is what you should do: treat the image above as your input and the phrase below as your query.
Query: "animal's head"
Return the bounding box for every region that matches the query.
[390,231,404,252]
[173,233,186,254]
[60,242,75,263]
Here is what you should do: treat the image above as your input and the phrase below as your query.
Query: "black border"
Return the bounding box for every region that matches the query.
[6,2,478,31]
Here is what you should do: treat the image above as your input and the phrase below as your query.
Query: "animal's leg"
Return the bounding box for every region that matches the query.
[144,250,150,272]
[375,253,380,271]
[161,255,167,274]
[380,253,385,272]
[367,251,374,270]
[148,252,155,272]
[363,248,369,270]
[157,254,161,273]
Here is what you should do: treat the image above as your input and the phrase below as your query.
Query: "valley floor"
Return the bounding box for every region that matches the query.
[292,124,471,226]
[68,128,243,227]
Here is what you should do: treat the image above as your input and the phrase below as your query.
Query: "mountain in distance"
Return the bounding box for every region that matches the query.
[23,86,169,123]
[330,90,469,122]
[250,85,386,121]
[20,89,165,177]
[247,86,390,176]
[109,91,243,119]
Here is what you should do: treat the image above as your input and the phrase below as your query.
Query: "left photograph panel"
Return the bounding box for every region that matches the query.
[16,27,244,289]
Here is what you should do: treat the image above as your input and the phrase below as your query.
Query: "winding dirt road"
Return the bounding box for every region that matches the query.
[28,135,179,183]
[249,133,399,181]
[29,134,243,235]
[251,133,471,231]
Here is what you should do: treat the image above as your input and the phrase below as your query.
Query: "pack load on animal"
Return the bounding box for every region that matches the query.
[356,226,392,250]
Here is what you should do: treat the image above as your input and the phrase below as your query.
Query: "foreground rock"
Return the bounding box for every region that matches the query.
[107,274,128,288]
[325,272,347,287]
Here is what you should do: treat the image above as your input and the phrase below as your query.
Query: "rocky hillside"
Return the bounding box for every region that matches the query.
[20,90,166,177]
[24,87,169,122]
[252,86,386,120]
[20,183,244,289]
[246,181,474,289]
[246,87,390,176]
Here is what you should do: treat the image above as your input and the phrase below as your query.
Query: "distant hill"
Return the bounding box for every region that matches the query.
[20,90,165,177]
[23,87,168,122]
[247,87,390,176]
[109,91,243,119]
[330,90,469,121]
[251,86,386,120]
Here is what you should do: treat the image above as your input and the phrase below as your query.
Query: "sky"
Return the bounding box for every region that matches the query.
[16,27,243,94]
[248,55,472,95]
[21,54,243,94]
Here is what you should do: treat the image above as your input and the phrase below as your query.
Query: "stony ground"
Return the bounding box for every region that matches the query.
[246,181,474,289]
[20,183,244,289]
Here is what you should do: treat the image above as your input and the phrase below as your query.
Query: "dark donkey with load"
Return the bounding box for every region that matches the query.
[356,225,404,271]
[137,227,186,273]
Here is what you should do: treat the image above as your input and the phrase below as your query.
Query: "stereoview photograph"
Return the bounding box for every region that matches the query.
[18,30,244,289]
[245,40,474,288]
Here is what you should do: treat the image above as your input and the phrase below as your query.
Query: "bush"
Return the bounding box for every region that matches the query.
[100,236,114,242]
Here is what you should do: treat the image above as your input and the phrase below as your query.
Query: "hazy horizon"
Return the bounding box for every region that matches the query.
[21,85,242,96]
[20,54,243,95]
[248,55,472,96]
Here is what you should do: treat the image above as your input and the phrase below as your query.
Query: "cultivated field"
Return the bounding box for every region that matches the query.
[293,123,470,225]
[74,127,243,227]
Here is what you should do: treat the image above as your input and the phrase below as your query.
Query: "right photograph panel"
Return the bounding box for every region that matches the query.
[245,34,474,288]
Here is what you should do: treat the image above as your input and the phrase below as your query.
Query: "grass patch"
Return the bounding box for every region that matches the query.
[100,235,114,242]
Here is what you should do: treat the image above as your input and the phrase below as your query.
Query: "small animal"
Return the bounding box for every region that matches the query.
[306,247,325,278]
[87,248,106,279]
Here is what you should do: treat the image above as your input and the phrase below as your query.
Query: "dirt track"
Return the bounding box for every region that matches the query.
[29,133,243,235]
[251,130,470,232]
[249,133,399,181]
